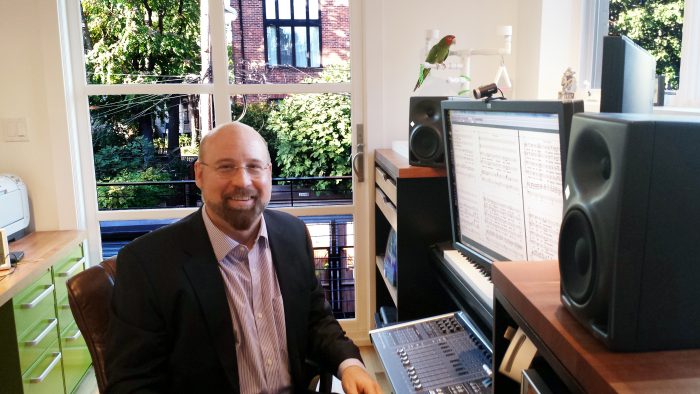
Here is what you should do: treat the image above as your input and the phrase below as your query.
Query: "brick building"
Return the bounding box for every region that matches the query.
[229,0,350,85]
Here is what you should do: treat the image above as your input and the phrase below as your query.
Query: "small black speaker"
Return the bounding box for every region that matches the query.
[559,112,700,351]
[409,96,447,167]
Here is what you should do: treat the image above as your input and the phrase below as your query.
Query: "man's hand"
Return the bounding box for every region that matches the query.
[340,365,383,394]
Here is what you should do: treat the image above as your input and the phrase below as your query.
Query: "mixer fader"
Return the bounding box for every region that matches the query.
[370,312,493,393]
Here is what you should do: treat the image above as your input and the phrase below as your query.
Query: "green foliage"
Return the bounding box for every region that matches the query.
[97,167,172,209]
[82,0,201,84]
[232,101,280,175]
[266,65,351,190]
[92,117,155,181]
[610,0,684,89]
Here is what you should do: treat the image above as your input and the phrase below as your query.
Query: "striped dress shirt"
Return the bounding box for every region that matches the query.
[202,206,292,393]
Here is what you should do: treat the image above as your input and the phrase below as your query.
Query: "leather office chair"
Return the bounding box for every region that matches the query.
[66,256,116,393]
[66,256,335,393]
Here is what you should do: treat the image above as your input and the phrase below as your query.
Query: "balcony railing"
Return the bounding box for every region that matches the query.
[100,214,355,319]
[96,175,352,210]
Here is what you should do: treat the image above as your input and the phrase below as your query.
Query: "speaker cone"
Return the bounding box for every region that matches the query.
[410,125,441,161]
[559,208,596,305]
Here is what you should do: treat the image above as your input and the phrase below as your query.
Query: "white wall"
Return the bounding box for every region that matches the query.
[0,0,79,232]
[371,0,519,147]
[363,0,583,148]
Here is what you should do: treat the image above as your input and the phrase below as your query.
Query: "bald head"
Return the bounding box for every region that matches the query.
[199,122,270,163]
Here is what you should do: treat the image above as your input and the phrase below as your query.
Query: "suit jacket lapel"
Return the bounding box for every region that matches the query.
[179,209,240,391]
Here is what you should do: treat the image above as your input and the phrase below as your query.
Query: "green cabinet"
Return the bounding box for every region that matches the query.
[0,237,91,394]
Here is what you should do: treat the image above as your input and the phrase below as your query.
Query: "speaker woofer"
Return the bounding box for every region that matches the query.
[559,208,596,305]
[410,125,442,161]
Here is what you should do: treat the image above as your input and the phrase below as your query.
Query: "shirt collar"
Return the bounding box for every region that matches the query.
[201,205,268,262]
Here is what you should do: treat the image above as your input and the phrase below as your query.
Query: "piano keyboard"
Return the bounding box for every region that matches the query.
[442,249,494,311]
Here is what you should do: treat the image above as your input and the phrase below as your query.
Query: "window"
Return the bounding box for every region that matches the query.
[68,0,368,329]
[264,0,322,68]
[580,0,687,93]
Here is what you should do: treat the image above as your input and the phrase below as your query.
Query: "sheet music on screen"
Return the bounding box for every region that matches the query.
[449,110,563,262]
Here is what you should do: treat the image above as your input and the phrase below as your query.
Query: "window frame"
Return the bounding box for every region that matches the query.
[63,0,371,339]
[263,0,323,68]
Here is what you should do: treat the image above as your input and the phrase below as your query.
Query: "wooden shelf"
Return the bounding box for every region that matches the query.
[374,149,446,179]
[493,260,700,393]
[375,256,398,306]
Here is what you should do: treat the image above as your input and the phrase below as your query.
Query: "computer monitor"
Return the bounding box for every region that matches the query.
[600,35,657,113]
[441,99,584,268]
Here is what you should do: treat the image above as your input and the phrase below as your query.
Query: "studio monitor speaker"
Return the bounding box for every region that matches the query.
[409,96,447,167]
[559,113,700,351]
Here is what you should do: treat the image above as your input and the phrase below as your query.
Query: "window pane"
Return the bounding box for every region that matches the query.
[309,0,319,20]
[278,0,291,19]
[81,0,205,84]
[230,93,353,207]
[230,1,349,84]
[310,26,321,67]
[279,26,293,65]
[293,0,307,20]
[266,26,279,65]
[89,94,208,210]
[265,0,277,19]
[295,27,309,67]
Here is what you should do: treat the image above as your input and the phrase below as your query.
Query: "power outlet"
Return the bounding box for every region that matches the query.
[2,118,29,142]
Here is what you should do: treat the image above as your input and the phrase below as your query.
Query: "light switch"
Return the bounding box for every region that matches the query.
[2,118,29,142]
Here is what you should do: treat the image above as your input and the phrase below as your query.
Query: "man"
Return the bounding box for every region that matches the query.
[105,122,382,394]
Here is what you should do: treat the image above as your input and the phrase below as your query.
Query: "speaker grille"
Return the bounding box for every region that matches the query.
[559,208,597,305]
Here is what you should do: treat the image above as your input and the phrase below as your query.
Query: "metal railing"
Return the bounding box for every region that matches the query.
[95,175,352,210]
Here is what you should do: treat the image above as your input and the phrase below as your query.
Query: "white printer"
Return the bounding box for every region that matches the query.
[0,174,30,240]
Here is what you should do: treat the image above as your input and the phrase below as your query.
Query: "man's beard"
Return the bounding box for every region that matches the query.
[209,188,267,231]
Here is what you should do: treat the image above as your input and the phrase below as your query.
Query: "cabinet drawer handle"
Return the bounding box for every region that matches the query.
[29,352,62,383]
[21,284,55,309]
[64,328,82,342]
[24,318,58,347]
[57,257,86,277]
[59,303,71,310]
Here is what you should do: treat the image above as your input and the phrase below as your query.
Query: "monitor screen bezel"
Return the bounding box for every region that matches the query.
[441,99,583,268]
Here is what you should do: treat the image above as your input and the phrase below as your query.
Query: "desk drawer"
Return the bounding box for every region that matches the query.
[61,320,91,393]
[18,318,60,373]
[22,347,63,394]
[376,187,398,230]
[14,271,55,339]
[53,245,86,304]
[56,294,75,331]
[375,166,397,205]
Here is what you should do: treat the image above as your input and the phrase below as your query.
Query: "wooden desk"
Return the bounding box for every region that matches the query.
[0,230,85,307]
[492,260,700,393]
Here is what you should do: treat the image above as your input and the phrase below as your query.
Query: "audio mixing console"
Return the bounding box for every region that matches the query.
[370,312,493,393]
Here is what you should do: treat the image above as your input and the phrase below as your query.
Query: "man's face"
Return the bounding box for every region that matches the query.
[195,127,272,232]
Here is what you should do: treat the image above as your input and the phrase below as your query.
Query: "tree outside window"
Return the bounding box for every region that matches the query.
[609,0,684,89]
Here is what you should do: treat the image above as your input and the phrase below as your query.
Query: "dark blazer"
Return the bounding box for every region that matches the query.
[105,209,360,393]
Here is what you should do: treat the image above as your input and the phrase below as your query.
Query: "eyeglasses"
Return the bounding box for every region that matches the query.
[199,162,271,179]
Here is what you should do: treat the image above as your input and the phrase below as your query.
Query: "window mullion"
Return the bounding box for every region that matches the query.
[209,0,232,124]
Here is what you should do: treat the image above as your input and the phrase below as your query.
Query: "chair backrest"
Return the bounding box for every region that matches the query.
[66,257,117,393]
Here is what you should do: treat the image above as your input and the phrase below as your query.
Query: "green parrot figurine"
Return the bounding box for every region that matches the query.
[414,35,456,91]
